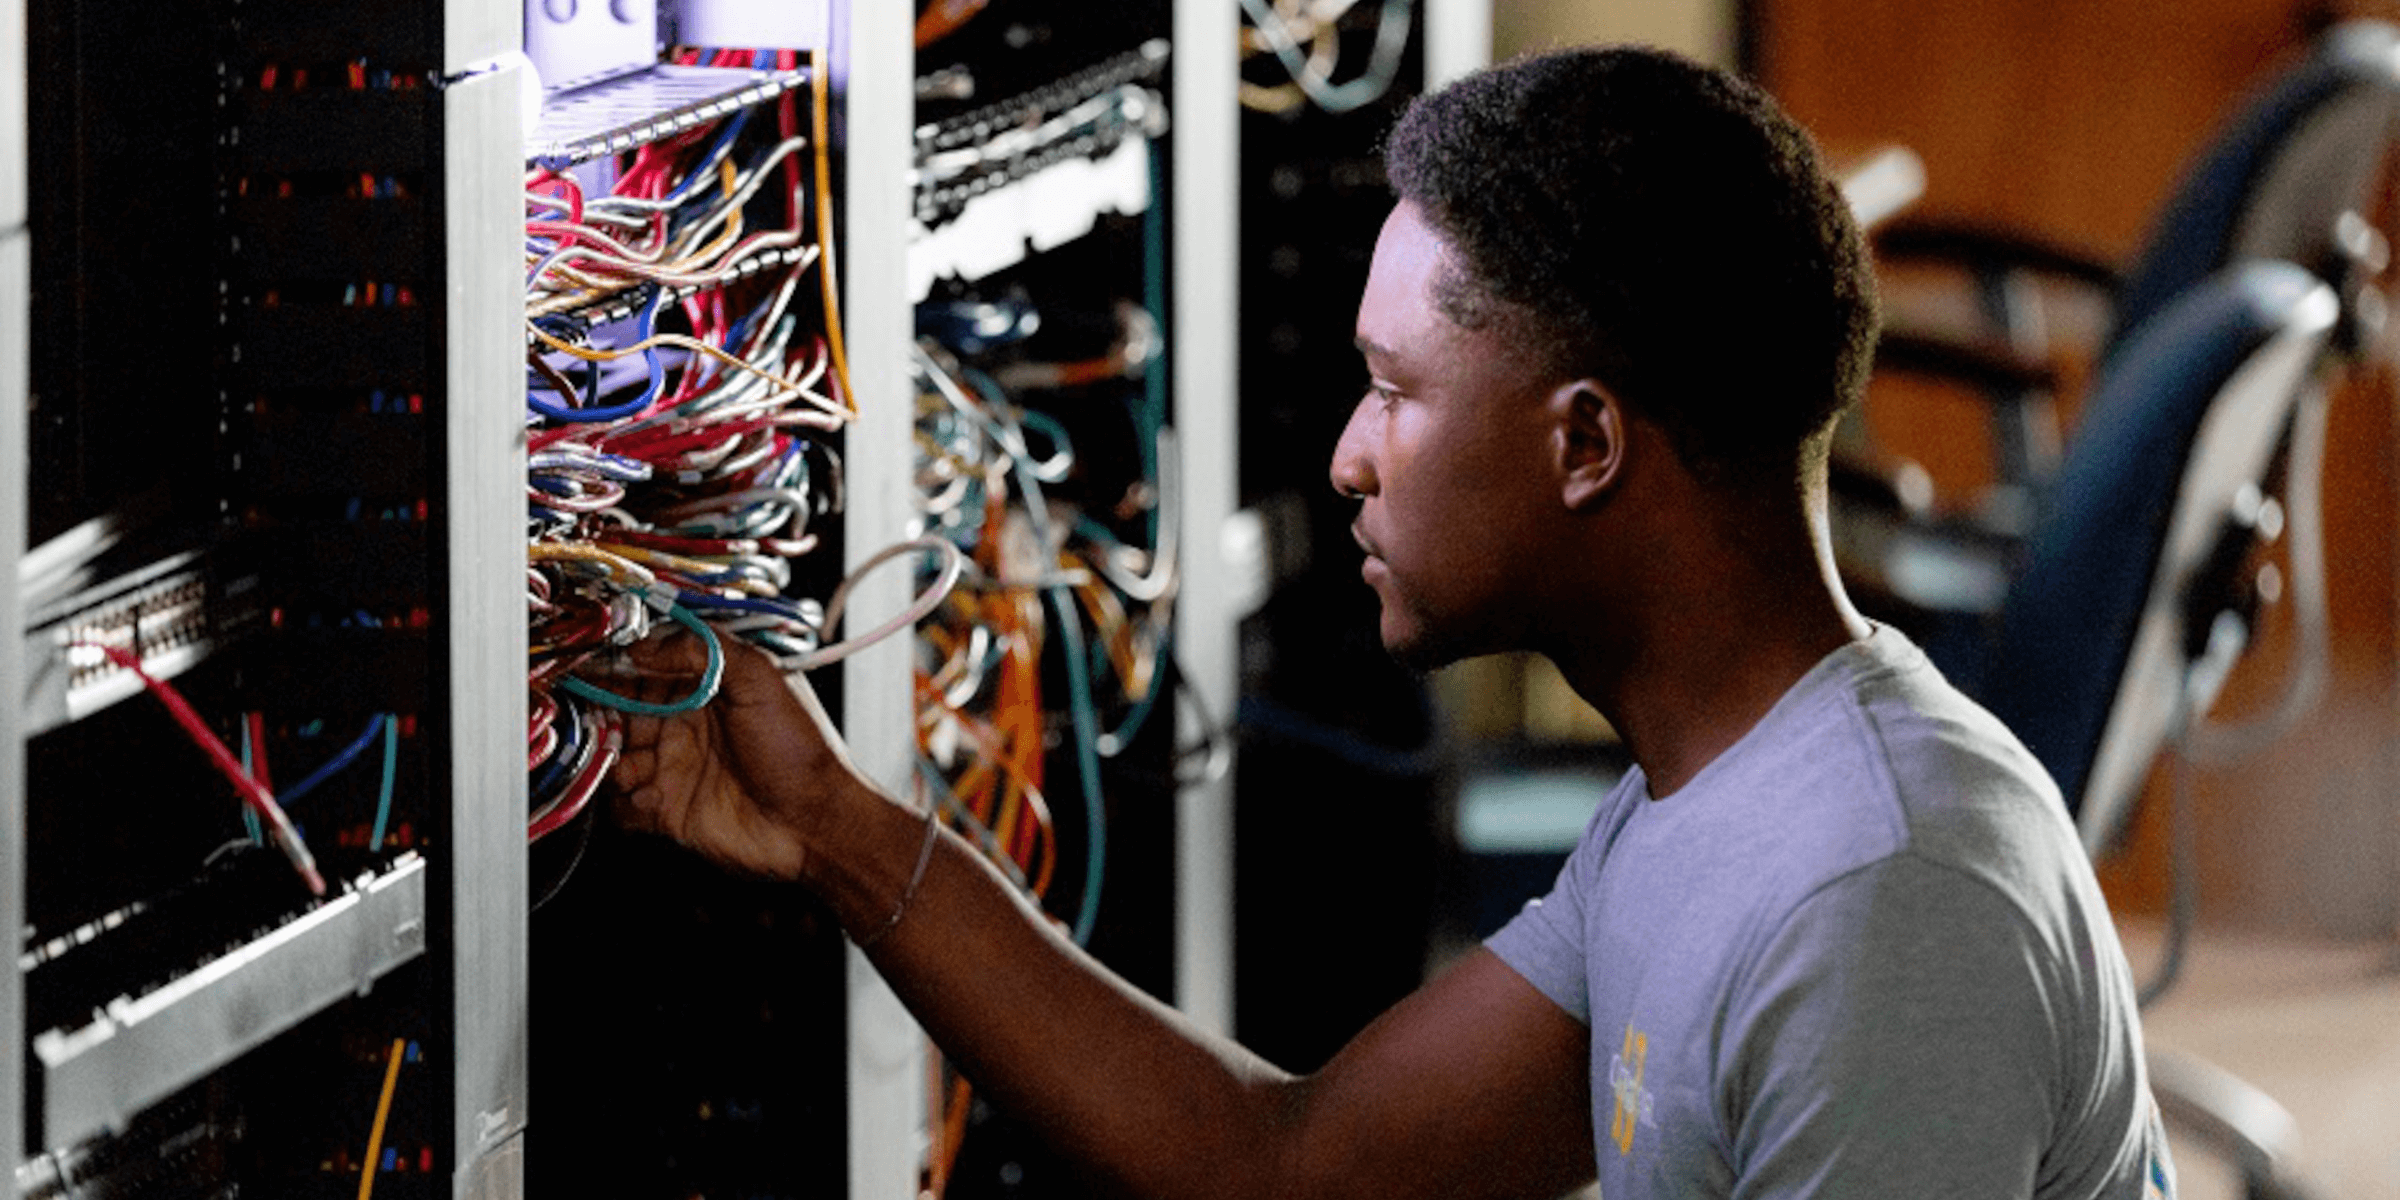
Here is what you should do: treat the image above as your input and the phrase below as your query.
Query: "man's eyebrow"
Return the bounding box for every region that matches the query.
[1354,336,1390,359]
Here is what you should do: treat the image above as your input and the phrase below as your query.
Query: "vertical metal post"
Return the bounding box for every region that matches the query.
[1423,0,1493,91]
[2,0,28,1185]
[1172,0,1239,1038]
[832,2,928,1197]
[1,0,20,231]
[442,60,530,1200]
[0,236,26,1200]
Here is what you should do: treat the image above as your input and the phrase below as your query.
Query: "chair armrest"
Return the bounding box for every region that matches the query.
[1873,330,2061,396]
[1876,218,2124,293]
[2148,1047,2326,1200]
[1827,478,2018,618]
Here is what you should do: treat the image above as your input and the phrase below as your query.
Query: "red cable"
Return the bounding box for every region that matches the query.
[528,713,622,842]
[778,50,803,216]
[246,710,273,788]
[84,645,325,895]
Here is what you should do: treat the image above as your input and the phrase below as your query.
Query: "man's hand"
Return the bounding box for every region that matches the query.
[609,634,878,883]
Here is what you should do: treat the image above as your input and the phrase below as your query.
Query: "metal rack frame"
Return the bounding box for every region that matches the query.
[0,1,1238,1195]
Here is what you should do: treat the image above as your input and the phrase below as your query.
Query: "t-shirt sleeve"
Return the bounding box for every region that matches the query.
[1722,855,2062,1200]
[1484,832,1603,1024]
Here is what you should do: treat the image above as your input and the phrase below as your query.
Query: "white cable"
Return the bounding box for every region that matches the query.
[795,537,968,671]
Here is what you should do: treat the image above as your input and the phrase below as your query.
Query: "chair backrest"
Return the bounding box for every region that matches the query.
[1974,262,2337,853]
[2109,20,2400,359]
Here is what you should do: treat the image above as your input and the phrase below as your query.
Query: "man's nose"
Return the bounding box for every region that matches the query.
[1329,397,1377,499]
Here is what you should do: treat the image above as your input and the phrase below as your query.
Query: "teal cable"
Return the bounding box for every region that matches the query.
[370,712,400,853]
[1010,407,1078,483]
[994,412,1109,946]
[1094,138,1174,756]
[1097,625,1170,756]
[933,357,1114,943]
[239,720,264,845]
[1051,587,1107,945]
[559,603,725,717]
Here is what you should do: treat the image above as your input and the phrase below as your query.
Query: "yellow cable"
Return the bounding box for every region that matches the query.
[529,541,658,588]
[356,1038,407,1200]
[600,543,780,596]
[809,48,856,415]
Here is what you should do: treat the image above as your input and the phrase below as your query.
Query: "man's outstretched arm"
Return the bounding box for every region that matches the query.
[613,641,1594,1200]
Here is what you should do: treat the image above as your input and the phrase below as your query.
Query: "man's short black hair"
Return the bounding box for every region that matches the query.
[1384,46,1879,486]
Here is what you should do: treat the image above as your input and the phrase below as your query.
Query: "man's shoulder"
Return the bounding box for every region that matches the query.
[1841,637,2089,890]
[1683,631,2084,915]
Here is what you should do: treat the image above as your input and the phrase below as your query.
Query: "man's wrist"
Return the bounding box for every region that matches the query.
[785,769,929,939]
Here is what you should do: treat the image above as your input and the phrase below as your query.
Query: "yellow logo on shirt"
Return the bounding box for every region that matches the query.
[1609,1024,1652,1155]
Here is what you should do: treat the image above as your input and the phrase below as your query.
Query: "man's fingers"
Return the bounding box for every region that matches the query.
[623,627,713,673]
[587,629,716,707]
[611,781,667,831]
[612,740,657,791]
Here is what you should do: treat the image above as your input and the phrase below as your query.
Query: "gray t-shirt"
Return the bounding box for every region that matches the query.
[1488,628,2173,1200]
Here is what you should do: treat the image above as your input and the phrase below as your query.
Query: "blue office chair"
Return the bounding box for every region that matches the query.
[1955,262,2335,854]
[2109,20,2400,355]
[1863,18,2399,511]
[1928,260,2340,1200]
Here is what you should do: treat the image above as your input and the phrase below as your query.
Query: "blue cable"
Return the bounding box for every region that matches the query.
[672,565,771,588]
[664,110,752,211]
[527,294,667,424]
[278,714,389,807]
[528,693,589,805]
[559,604,725,717]
[369,713,400,852]
[676,590,812,621]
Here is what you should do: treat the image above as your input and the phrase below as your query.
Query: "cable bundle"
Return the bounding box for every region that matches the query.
[909,308,1175,1195]
[524,51,856,844]
[910,324,1177,935]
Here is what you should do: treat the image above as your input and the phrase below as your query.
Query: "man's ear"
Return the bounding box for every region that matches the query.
[1552,379,1626,512]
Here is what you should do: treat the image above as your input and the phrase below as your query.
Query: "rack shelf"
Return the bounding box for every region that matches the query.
[528,64,808,169]
[32,855,427,1149]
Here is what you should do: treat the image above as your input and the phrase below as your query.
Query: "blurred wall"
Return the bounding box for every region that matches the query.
[1493,0,1736,65]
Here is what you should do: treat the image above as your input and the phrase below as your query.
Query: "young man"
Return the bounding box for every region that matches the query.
[615,46,2174,1200]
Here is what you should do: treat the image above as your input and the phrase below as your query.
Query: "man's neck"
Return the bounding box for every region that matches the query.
[1550,517,1868,800]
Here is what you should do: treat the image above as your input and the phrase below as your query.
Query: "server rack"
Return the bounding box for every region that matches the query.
[8,0,521,1194]
[1,0,1234,1196]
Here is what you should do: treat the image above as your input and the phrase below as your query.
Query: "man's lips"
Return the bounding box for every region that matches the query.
[1352,524,1388,584]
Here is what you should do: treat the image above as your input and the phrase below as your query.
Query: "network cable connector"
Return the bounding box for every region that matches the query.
[20,521,263,736]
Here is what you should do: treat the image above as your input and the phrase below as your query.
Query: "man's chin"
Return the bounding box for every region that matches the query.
[1379,619,1472,675]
